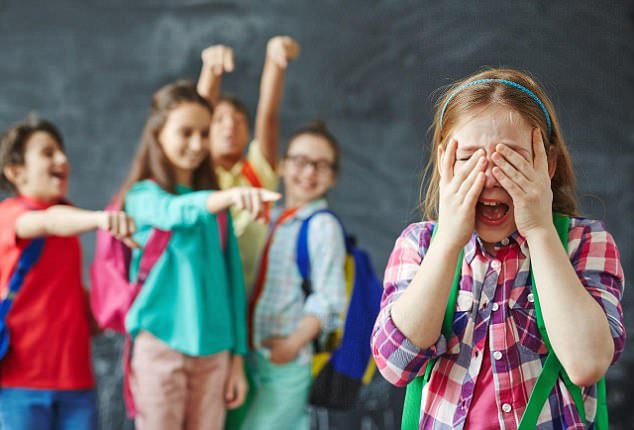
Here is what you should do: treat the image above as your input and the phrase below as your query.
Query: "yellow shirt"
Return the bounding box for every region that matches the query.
[216,141,278,290]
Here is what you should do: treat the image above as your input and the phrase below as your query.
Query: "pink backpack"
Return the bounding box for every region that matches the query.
[89,197,227,416]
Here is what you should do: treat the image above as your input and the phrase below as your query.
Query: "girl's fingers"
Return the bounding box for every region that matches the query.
[223,49,234,73]
[453,149,485,184]
[437,146,445,179]
[494,144,532,180]
[441,139,457,181]
[118,212,129,237]
[492,166,523,199]
[532,128,549,174]
[127,216,136,236]
[491,149,529,193]
[464,171,486,207]
[250,190,262,221]
[260,189,282,202]
[108,212,120,237]
[235,189,247,210]
[456,154,486,197]
[122,237,141,249]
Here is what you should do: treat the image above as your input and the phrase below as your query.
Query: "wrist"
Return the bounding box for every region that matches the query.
[287,333,304,353]
[431,230,468,257]
[524,223,558,245]
[231,354,244,367]
[98,211,109,230]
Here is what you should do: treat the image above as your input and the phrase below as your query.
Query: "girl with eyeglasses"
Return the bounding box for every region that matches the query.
[243,121,347,429]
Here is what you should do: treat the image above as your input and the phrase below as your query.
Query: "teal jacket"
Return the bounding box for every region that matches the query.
[124,180,247,356]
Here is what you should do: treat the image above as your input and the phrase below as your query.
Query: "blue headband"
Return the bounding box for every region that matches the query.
[439,78,552,137]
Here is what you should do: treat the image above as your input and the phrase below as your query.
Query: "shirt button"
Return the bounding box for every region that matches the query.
[527,293,535,303]
[502,403,512,413]
[493,351,503,360]
[491,260,501,270]
[501,238,509,246]
[491,303,499,311]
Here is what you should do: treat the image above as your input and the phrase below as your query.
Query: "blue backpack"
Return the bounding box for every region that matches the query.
[296,209,383,410]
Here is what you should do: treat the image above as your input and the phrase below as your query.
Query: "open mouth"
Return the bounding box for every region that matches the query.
[477,200,509,222]
[51,171,67,181]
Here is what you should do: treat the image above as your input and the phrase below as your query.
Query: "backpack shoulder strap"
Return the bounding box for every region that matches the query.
[0,237,46,359]
[217,211,228,251]
[241,160,263,188]
[296,208,345,297]
[520,214,608,429]
[532,213,569,350]
[2,198,48,304]
[136,230,172,285]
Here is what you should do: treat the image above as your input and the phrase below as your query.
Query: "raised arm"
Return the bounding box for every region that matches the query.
[16,205,138,248]
[197,44,234,106]
[255,35,301,167]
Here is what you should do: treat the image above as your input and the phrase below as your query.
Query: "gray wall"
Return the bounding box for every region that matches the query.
[1,1,633,428]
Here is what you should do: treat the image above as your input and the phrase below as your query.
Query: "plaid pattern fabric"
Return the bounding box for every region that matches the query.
[251,199,347,365]
[372,218,625,429]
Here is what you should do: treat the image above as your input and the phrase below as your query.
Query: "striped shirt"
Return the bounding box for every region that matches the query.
[251,199,346,365]
[372,218,625,429]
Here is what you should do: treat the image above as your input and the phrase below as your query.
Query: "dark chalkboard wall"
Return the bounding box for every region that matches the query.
[1,1,633,428]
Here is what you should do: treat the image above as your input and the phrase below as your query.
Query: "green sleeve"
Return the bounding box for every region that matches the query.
[125,180,212,230]
[225,212,248,355]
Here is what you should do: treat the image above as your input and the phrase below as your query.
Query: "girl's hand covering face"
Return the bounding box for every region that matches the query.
[491,128,553,238]
[436,138,487,249]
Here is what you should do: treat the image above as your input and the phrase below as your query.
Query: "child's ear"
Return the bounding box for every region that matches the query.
[2,164,24,186]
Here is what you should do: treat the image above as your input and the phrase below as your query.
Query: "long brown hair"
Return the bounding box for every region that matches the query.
[422,67,578,220]
[119,80,217,197]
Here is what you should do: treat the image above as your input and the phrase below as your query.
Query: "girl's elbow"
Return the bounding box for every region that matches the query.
[567,366,606,387]
[564,350,613,387]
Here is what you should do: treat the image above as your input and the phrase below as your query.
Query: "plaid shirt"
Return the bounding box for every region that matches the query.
[250,199,347,365]
[372,218,625,429]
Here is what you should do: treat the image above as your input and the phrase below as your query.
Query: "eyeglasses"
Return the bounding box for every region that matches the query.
[285,155,335,174]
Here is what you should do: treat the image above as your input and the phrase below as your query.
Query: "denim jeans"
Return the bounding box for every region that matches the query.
[0,387,98,430]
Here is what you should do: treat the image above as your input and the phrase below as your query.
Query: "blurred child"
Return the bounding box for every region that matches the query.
[372,68,625,429]
[197,35,300,290]
[243,122,347,430]
[0,116,136,430]
[118,80,279,430]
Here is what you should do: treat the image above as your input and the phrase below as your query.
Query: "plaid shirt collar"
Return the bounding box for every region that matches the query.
[465,230,529,264]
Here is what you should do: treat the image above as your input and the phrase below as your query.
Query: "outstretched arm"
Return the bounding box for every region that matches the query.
[255,35,301,168]
[16,206,138,247]
[197,44,234,106]
[206,187,281,222]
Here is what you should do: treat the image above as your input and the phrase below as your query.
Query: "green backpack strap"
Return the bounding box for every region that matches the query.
[519,214,608,430]
[401,224,463,430]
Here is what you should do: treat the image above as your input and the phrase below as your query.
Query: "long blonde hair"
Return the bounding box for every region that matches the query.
[422,67,578,220]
